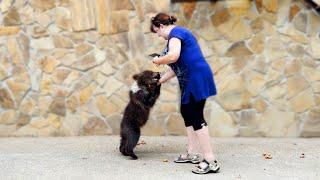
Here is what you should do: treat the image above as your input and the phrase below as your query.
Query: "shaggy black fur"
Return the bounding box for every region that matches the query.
[119,70,161,159]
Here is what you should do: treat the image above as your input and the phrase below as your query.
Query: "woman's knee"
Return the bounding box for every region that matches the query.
[183,117,193,127]
[191,118,207,131]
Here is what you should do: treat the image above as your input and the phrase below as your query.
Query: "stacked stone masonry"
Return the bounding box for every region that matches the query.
[0,0,319,137]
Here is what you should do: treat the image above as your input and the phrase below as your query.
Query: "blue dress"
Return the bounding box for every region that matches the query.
[164,26,217,104]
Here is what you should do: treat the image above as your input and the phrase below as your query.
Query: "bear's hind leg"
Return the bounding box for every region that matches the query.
[125,130,140,160]
[120,137,129,156]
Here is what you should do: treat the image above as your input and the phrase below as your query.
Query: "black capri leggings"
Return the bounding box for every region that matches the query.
[180,95,207,131]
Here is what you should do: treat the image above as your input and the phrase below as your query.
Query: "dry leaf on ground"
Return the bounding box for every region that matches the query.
[263,153,272,159]
[137,140,146,145]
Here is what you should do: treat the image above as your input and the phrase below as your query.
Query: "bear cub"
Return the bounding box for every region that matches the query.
[120,70,161,159]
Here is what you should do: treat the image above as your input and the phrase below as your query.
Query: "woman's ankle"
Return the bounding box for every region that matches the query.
[203,154,216,162]
[187,148,200,155]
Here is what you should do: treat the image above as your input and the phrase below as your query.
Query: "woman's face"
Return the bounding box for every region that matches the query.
[153,25,168,40]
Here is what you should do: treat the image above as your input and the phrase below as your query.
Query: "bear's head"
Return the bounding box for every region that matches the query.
[131,70,161,93]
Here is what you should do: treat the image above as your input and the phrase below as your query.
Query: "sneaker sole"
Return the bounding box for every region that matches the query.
[174,160,200,164]
[191,167,220,174]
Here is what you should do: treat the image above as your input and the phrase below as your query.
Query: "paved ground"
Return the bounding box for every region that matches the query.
[0,136,319,180]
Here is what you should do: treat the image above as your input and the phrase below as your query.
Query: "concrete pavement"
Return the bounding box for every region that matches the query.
[0,136,319,180]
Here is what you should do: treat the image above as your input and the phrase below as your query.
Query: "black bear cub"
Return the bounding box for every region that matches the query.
[120,70,161,159]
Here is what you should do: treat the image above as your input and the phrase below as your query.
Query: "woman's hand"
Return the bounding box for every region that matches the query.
[157,68,175,85]
[152,56,160,65]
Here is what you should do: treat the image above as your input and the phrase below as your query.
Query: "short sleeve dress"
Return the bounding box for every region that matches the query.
[164,26,217,104]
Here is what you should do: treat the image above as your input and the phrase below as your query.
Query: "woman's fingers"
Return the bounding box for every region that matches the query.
[152,56,159,64]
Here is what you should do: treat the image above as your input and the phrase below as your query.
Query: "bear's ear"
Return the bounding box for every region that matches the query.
[133,73,140,80]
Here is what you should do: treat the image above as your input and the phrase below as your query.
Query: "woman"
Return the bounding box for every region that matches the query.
[150,13,220,174]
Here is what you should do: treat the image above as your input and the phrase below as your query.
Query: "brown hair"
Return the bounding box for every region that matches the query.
[150,13,177,33]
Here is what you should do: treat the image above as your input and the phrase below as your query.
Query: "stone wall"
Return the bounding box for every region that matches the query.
[0,0,319,137]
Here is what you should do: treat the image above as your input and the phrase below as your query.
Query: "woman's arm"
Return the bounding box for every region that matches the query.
[152,37,181,65]
[158,67,176,84]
